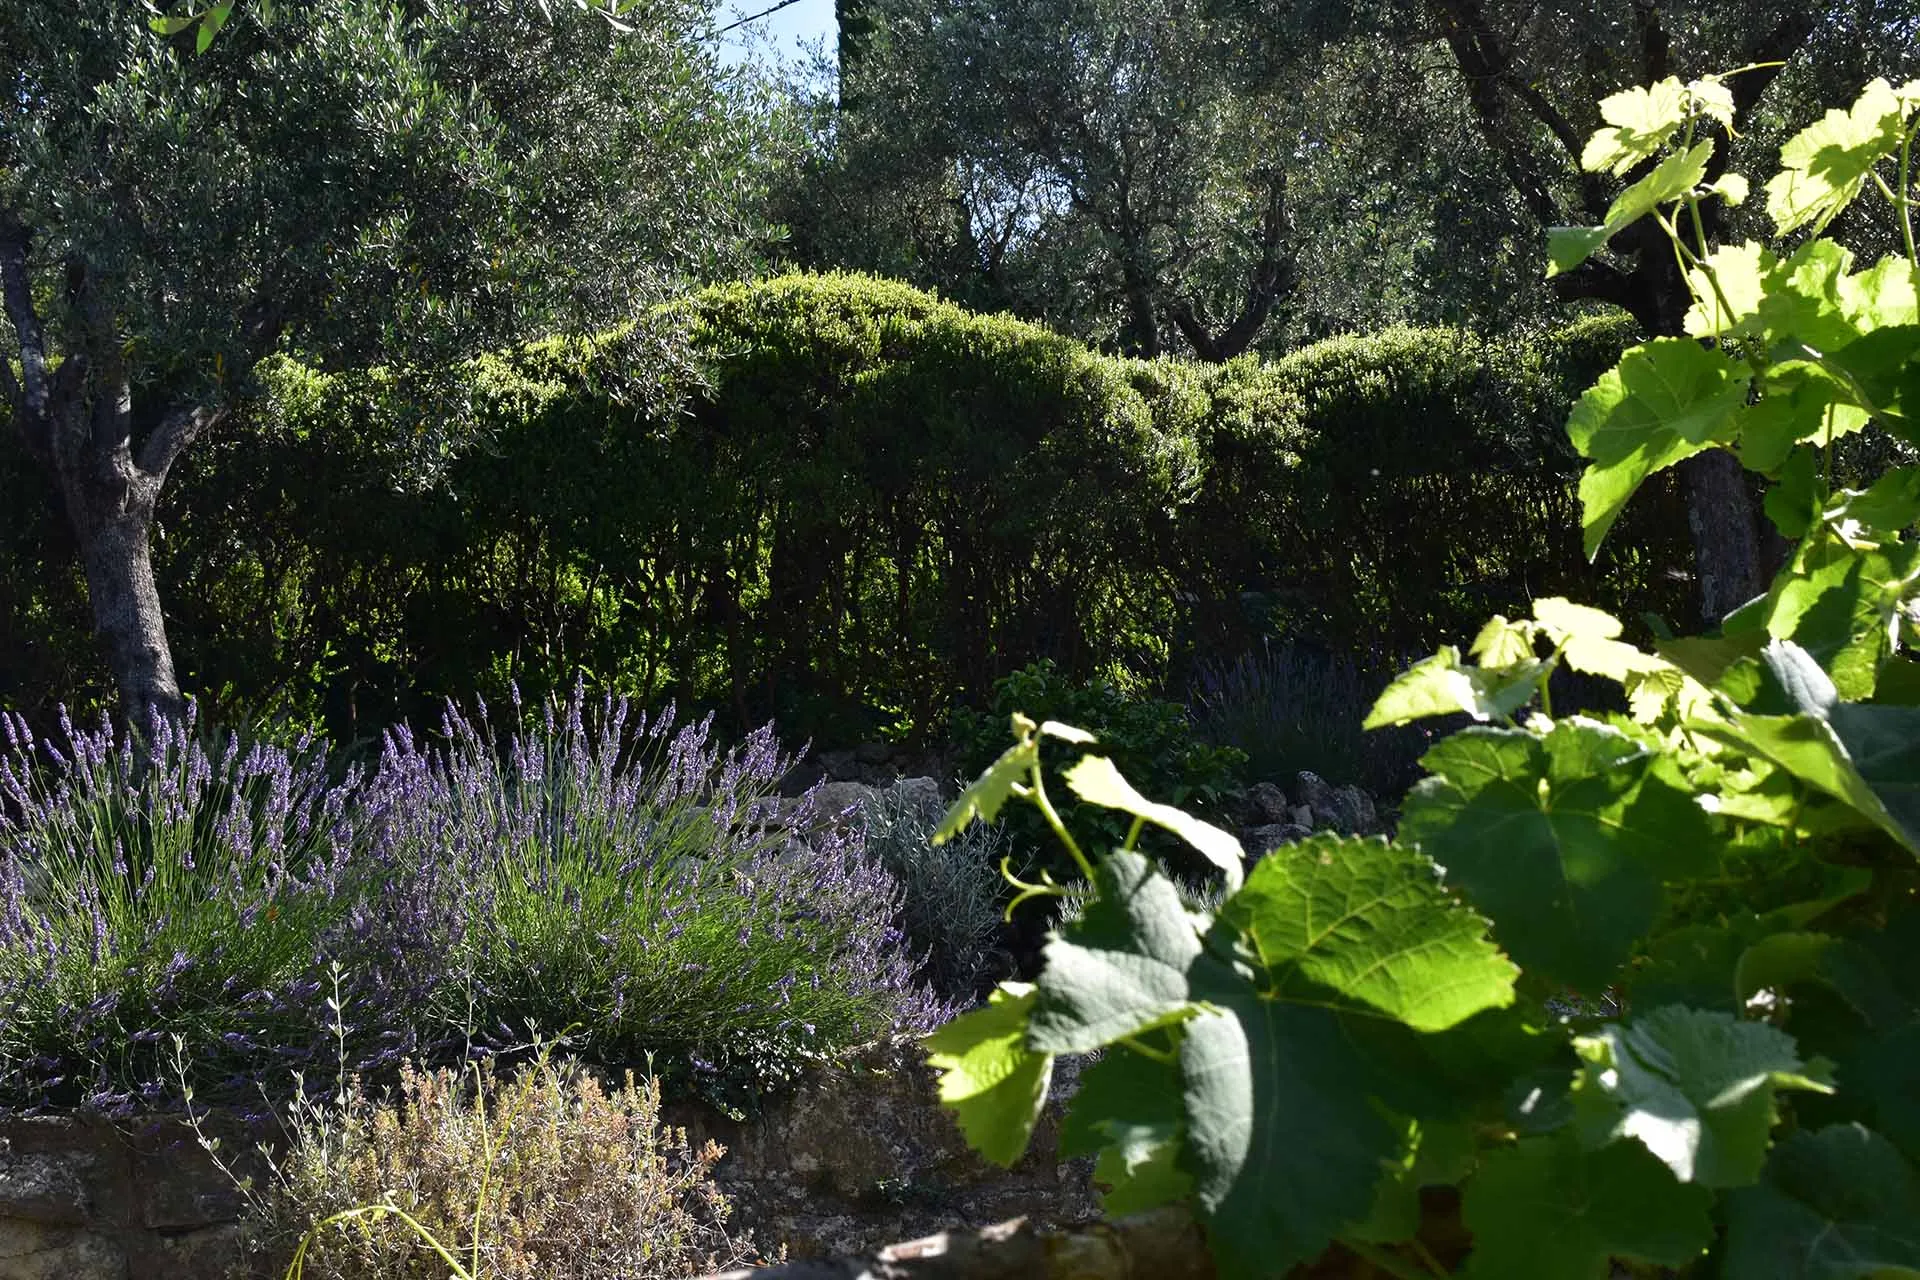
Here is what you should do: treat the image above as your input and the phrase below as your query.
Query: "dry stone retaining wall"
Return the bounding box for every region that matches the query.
[0,1048,1094,1280]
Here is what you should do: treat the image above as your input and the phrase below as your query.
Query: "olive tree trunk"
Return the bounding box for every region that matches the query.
[2,214,230,727]
[64,459,186,728]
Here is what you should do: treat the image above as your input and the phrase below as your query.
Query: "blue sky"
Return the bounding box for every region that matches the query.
[715,0,837,65]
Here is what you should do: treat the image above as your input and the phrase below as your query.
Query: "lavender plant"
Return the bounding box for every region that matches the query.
[0,707,401,1112]
[854,785,1009,1003]
[1188,641,1433,798]
[376,690,934,1105]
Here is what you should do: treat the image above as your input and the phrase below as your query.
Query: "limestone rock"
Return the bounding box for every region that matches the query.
[0,1147,92,1226]
[884,776,943,820]
[1241,824,1313,863]
[813,780,881,820]
[1293,771,1377,835]
[0,1221,123,1280]
[1243,781,1291,827]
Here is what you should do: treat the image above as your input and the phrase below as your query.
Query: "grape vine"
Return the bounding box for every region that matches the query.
[926,72,1920,1279]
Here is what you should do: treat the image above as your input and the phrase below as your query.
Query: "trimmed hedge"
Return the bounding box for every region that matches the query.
[0,275,1690,740]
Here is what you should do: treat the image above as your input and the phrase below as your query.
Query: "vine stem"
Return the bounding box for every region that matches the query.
[1901,119,1917,268]
[1030,762,1096,883]
[1117,1034,1177,1065]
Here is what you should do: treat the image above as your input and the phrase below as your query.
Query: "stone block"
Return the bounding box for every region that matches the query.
[0,1220,124,1280]
[0,1146,93,1226]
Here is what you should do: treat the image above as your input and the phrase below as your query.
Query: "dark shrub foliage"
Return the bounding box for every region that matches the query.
[1,277,1691,743]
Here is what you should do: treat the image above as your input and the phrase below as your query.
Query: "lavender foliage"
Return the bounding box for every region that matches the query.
[1189,641,1437,799]
[0,707,404,1113]
[0,689,932,1114]
[373,688,933,1098]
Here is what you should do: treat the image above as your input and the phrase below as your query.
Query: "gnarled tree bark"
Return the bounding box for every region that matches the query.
[2,207,238,726]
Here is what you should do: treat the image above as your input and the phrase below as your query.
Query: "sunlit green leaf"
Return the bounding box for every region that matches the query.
[1547,142,1712,278]
[1364,646,1548,728]
[1568,339,1749,557]
[1470,615,1538,667]
[1739,362,1875,474]
[1581,77,1689,175]
[924,983,1053,1167]
[1684,240,1774,337]
[933,733,1035,843]
[1768,78,1915,236]
[1222,834,1517,1032]
[1065,755,1244,893]
[1573,1006,1831,1187]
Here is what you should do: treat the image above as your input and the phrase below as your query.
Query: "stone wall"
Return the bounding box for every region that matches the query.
[0,1113,253,1280]
[0,1048,1094,1280]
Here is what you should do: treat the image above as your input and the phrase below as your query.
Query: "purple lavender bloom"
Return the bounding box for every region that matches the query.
[0,706,407,1113]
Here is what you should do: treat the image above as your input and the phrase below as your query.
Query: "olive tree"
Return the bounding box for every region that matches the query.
[0,0,772,723]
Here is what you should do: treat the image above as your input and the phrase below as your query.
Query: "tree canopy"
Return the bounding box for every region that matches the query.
[0,0,778,720]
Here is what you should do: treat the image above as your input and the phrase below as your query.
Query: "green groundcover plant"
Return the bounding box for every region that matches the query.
[925,73,1920,1278]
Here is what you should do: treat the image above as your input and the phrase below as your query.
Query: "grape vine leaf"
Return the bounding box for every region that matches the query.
[1703,644,1920,855]
[1766,544,1920,699]
[1175,835,1519,1276]
[1738,362,1874,474]
[1399,722,1717,992]
[1363,646,1547,728]
[1548,141,1713,278]
[1685,240,1775,338]
[1470,615,1539,668]
[1572,1006,1832,1187]
[1768,77,1915,237]
[1735,932,1911,1028]
[1567,338,1750,558]
[1179,969,1404,1279]
[1826,703,1920,853]
[1462,1134,1715,1280]
[1219,833,1517,1032]
[1826,325,1920,437]
[923,983,1053,1167]
[934,733,1036,842]
[1756,240,1867,353]
[1827,468,1920,542]
[1532,597,1671,685]
[1027,851,1202,1054]
[1065,755,1244,893]
[1722,1124,1920,1278]
[1581,77,1689,175]
[1059,1048,1193,1214]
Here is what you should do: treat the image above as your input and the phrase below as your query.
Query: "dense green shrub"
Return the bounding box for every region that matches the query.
[1179,316,1691,660]
[2,275,1691,745]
